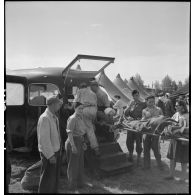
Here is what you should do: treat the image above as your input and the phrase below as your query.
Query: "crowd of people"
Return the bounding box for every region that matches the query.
[6,80,189,193]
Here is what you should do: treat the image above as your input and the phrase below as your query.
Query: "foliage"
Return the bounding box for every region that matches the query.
[134,73,144,87]
[161,75,173,93]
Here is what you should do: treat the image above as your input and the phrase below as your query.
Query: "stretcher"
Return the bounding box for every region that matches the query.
[120,120,189,142]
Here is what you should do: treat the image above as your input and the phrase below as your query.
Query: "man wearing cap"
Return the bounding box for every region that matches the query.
[90,80,110,112]
[124,90,147,165]
[142,95,164,170]
[156,92,165,115]
[74,82,100,156]
[164,93,175,117]
[37,95,63,193]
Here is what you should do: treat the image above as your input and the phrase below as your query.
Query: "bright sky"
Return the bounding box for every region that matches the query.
[5,1,190,86]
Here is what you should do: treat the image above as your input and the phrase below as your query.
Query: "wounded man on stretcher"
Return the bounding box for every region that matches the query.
[121,115,189,140]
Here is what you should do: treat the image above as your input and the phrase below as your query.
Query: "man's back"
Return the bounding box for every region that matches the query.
[164,98,175,117]
[96,87,110,108]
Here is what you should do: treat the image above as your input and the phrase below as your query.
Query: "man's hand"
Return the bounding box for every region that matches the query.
[71,145,78,154]
[49,155,56,164]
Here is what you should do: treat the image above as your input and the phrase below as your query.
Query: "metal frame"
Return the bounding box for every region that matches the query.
[62,54,115,75]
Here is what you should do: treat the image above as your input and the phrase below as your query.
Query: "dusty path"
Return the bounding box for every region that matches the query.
[9,132,189,193]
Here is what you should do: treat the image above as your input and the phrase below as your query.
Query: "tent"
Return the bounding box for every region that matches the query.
[127,77,146,100]
[113,74,133,101]
[96,71,130,105]
[170,83,189,98]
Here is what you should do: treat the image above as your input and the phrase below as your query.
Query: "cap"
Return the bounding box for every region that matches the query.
[46,95,63,105]
[90,80,99,86]
[104,108,116,116]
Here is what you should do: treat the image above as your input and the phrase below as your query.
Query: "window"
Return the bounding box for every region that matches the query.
[29,83,60,106]
[6,83,25,105]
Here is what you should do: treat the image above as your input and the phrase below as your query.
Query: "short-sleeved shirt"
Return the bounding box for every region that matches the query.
[66,113,86,136]
[142,106,163,120]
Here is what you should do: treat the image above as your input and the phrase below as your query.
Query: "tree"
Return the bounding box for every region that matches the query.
[134,73,144,87]
[171,80,178,92]
[153,80,161,94]
[178,81,183,89]
[154,80,161,90]
[184,76,189,85]
[161,75,172,93]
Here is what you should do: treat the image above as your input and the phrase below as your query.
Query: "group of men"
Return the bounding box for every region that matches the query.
[36,80,112,193]
[124,90,175,170]
[31,79,177,193]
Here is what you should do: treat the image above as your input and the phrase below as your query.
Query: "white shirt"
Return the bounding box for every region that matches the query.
[37,108,61,159]
[113,99,124,117]
[74,87,97,106]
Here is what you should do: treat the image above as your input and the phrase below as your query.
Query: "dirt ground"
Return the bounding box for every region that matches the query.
[8,131,189,194]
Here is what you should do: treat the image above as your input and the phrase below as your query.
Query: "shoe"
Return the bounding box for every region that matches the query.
[158,165,164,171]
[67,184,77,190]
[77,183,85,189]
[164,176,174,180]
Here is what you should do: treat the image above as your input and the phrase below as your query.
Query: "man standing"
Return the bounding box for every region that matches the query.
[142,95,164,170]
[90,80,110,112]
[37,95,63,193]
[124,90,147,166]
[164,93,175,117]
[156,92,165,115]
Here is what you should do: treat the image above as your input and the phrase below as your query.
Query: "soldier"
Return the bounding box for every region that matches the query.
[124,90,147,166]
[142,95,164,170]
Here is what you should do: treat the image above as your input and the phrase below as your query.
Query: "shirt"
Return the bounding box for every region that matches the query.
[74,87,97,106]
[96,87,110,108]
[113,99,124,117]
[66,113,86,136]
[37,108,61,159]
[164,98,175,117]
[172,112,188,127]
[125,100,147,119]
[142,106,163,120]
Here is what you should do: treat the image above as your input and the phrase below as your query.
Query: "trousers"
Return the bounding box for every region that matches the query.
[38,150,60,193]
[126,131,143,156]
[65,136,84,187]
[83,107,99,150]
[143,134,162,168]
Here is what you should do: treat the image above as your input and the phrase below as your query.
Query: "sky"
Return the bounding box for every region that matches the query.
[5,1,190,86]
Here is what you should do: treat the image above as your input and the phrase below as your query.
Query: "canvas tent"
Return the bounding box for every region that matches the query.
[170,83,189,98]
[96,71,130,105]
[127,77,146,100]
[113,74,133,101]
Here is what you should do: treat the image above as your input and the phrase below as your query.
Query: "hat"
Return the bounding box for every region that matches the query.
[46,95,63,105]
[114,95,121,99]
[104,108,116,116]
[145,94,155,101]
[158,92,164,97]
[90,80,99,86]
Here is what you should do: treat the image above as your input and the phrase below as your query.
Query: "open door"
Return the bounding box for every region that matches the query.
[62,54,115,103]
